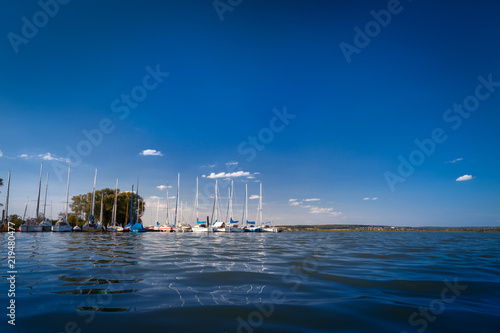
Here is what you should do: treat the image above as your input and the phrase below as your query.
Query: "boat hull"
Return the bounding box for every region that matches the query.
[52,225,73,232]
[20,224,43,232]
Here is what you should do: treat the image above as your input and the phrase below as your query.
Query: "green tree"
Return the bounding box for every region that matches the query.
[70,189,145,226]
[8,214,23,229]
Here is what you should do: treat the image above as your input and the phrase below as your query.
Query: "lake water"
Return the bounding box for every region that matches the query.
[1,231,499,333]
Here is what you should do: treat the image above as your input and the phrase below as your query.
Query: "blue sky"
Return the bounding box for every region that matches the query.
[1,0,499,226]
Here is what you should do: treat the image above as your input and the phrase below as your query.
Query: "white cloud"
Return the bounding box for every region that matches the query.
[309,207,333,214]
[456,174,474,182]
[226,162,238,166]
[289,199,297,202]
[140,149,163,156]
[205,171,251,179]
[18,154,29,159]
[249,195,260,200]
[156,185,172,190]
[149,196,161,200]
[329,212,343,217]
[0,150,3,157]
[289,201,300,206]
[38,153,70,163]
[363,197,378,201]
[447,158,463,163]
[303,198,320,202]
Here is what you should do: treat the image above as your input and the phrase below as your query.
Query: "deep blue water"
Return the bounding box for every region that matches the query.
[1,231,499,333]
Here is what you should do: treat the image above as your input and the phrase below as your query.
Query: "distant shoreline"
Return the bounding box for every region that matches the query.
[278,225,500,232]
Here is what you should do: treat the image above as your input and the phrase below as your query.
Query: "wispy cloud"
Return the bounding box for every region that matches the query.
[38,153,70,163]
[0,150,3,157]
[156,185,172,190]
[18,154,29,159]
[226,161,238,166]
[456,174,474,182]
[140,149,163,156]
[288,198,342,216]
[363,197,378,201]
[447,158,463,163]
[203,171,252,179]
[249,195,260,200]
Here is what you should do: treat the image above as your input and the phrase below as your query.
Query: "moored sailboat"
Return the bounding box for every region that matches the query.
[20,162,44,232]
[225,180,242,232]
[39,171,52,231]
[154,181,173,232]
[53,165,73,232]
[107,179,123,232]
[192,177,210,233]
[82,169,105,232]
[244,183,260,232]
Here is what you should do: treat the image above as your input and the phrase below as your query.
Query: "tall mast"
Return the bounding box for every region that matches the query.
[129,185,134,225]
[43,172,49,220]
[174,173,179,228]
[230,180,233,220]
[135,177,140,224]
[65,165,71,220]
[180,201,183,222]
[214,179,218,222]
[99,193,104,223]
[225,187,230,222]
[195,177,199,220]
[165,182,170,225]
[112,179,118,224]
[259,182,263,225]
[156,197,160,223]
[23,196,29,221]
[4,171,10,222]
[90,169,97,220]
[245,184,248,223]
[35,162,43,221]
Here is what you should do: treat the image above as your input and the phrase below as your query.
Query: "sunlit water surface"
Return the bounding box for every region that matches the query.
[1,231,499,332]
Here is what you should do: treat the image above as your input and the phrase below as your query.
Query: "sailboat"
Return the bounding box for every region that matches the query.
[154,182,173,232]
[53,165,73,232]
[192,177,210,232]
[123,184,135,231]
[257,182,279,232]
[244,183,260,232]
[225,180,242,232]
[82,169,105,232]
[0,171,11,232]
[39,172,52,231]
[20,162,43,232]
[131,178,147,232]
[107,179,123,232]
[173,174,192,232]
[211,180,225,232]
